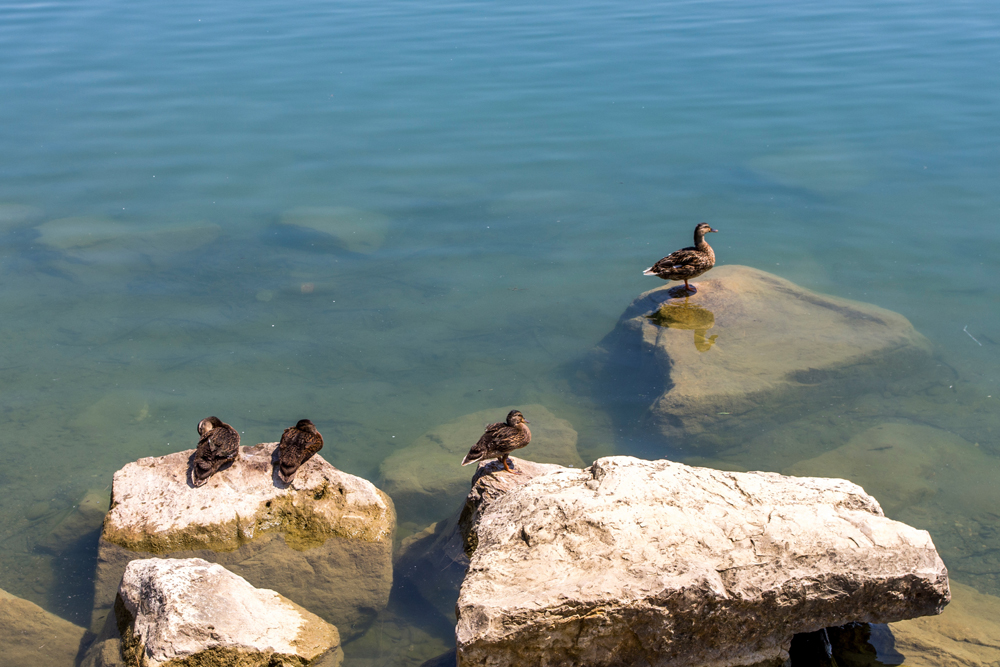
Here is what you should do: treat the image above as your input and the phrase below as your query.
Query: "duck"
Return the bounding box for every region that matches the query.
[276,419,324,484]
[643,222,719,295]
[461,410,531,473]
[191,416,240,487]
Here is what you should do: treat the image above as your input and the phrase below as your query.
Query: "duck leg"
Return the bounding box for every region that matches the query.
[501,455,516,473]
[683,279,697,295]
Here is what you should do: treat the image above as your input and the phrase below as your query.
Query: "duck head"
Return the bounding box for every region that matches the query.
[695,222,719,238]
[505,410,529,426]
[198,416,223,436]
[294,419,319,433]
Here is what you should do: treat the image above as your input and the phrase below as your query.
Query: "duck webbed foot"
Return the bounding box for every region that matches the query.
[668,283,697,298]
[500,455,521,474]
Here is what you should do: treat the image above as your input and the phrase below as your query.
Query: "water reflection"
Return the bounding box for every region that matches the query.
[647,299,718,352]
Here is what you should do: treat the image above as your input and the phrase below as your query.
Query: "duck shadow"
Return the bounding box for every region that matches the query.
[270,447,291,489]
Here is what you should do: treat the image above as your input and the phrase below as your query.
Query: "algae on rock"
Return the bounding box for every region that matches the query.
[593,265,934,452]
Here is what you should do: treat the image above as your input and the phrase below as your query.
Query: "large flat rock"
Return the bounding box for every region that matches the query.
[456,456,949,667]
[0,587,86,667]
[92,442,395,641]
[91,558,341,667]
[595,265,933,451]
[379,404,583,524]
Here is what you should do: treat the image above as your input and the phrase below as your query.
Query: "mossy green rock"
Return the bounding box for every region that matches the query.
[597,265,934,452]
[91,443,395,642]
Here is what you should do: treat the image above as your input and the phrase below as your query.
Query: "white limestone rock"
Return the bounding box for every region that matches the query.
[115,558,341,667]
[595,265,933,451]
[92,443,395,641]
[456,456,950,667]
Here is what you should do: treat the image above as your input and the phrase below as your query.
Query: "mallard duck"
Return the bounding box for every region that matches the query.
[643,222,719,294]
[276,419,324,483]
[461,410,531,473]
[191,416,240,487]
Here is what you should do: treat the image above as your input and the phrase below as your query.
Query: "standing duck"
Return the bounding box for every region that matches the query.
[643,222,719,295]
[276,419,324,484]
[461,410,531,473]
[191,416,240,487]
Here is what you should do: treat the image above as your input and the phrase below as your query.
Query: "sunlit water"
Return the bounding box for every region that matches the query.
[1,0,999,664]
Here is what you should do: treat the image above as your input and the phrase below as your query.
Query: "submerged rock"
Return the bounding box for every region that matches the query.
[0,587,86,667]
[92,443,395,641]
[36,217,221,258]
[0,203,42,230]
[88,558,341,667]
[36,487,108,554]
[456,456,949,667]
[595,265,933,451]
[889,581,1000,666]
[379,404,583,524]
[281,206,389,254]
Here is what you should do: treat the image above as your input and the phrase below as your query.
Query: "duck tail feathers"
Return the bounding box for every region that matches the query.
[642,267,656,275]
[461,452,483,466]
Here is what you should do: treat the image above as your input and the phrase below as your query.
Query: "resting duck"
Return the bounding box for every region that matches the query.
[643,222,719,295]
[191,416,240,487]
[461,410,531,473]
[276,419,324,483]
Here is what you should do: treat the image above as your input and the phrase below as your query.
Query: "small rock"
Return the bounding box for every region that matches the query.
[456,456,949,667]
[112,558,341,667]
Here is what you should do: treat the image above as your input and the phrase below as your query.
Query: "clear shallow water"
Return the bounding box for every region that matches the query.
[1,0,999,663]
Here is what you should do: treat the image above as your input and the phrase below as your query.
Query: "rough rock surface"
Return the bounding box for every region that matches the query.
[92,443,395,641]
[595,265,933,451]
[0,587,87,667]
[110,558,341,667]
[456,456,950,667]
[379,404,583,524]
[889,581,1000,666]
[395,457,561,620]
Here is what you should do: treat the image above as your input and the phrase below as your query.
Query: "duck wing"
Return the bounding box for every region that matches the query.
[461,421,506,465]
[277,427,324,484]
[645,246,700,273]
[190,424,240,487]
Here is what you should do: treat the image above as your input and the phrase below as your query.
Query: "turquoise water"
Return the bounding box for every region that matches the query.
[2,0,999,663]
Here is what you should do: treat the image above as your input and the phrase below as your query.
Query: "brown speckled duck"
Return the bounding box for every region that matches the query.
[643,222,719,295]
[276,419,324,483]
[191,416,240,487]
[461,410,531,473]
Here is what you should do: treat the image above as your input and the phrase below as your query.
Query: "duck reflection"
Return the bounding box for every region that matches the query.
[647,299,718,352]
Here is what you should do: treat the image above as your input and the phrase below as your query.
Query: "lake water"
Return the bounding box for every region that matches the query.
[1,0,999,664]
